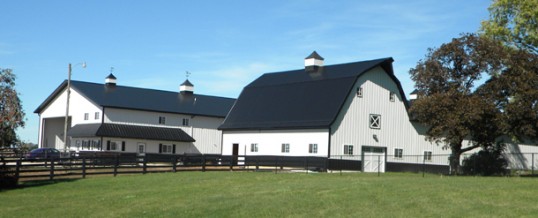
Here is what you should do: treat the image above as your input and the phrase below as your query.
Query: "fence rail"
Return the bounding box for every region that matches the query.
[1,152,538,185]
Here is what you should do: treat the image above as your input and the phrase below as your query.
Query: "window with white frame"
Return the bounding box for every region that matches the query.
[162,144,173,154]
[356,87,363,98]
[110,141,117,151]
[389,91,395,102]
[394,148,403,158]
[182,118,190,126]
[309,144,318,154]
[369,114,381,129]
[251,143,258,152]
[159,116,166,124]
[344,145,353,155]
[424,151,432,161]
[95,112,100,120]
[84,113,89,120]
[281,143,290,153]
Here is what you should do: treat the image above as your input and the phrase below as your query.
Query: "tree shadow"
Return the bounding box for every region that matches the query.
[1,178,80,191]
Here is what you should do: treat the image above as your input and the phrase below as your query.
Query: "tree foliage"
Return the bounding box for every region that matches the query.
[0,68,25,147]
[409,33,508,174]
[479,49,538,143]
[481,0,538,54]
[461,143,508,176]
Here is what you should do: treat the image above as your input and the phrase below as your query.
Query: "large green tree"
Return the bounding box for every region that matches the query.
[481,0,538,54]
[0,68,25,147]
[409,33,508,174]
[481,0,538,144]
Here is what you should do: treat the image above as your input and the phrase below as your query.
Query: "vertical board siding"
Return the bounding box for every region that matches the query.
[330,67,447,165]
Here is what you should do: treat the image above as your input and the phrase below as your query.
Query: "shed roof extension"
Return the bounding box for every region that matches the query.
[34,80,236,118]
[219,57,407,130]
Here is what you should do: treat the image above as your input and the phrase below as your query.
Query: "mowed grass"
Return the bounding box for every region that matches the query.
[1,172,538,217]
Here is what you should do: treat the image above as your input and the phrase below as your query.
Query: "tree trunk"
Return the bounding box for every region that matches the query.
[449,151,461,175]
[449,142,463,175]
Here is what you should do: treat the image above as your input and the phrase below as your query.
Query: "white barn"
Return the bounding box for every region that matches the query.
[34,74,235,156]
[220,52,529,173]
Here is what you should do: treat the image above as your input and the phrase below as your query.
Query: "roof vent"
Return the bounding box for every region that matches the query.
[105,73,117,86]
[180,79,194,95]
[305,51,324,72]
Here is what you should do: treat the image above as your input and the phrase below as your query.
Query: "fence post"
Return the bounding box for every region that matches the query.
[15,157,21,182]
[172,156,177,173]
[143,155,147,174]
[82,158,86,179]
[305,156,309,174]
[256,156,259,171]
[531,153,534,176]
[275,157,278,174]
[422,155,426,178]
[377,155,381,177]
[340,156,342,176]
[229,156,233,171]
[202,155,206,172]
[50,158,55,180]
[113,155,119,177]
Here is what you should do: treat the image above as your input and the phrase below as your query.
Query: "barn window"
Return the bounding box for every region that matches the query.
[110,141,117,151]
[281,143,290,153]
[159,116,166,124]
[182,118,190,126]
[356,87,363,98]
[369,114,381,129]
[424,151,432,161]
[162,144,173,154]
[251,143,258,152]
[309,144,318,154]
[394,148,403,158]
[84,113,89,120]
[344,145,353,155]
[95,112,100,120]
[389,92,395,102]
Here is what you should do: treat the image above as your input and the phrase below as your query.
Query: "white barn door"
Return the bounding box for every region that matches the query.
[362,147,386,173]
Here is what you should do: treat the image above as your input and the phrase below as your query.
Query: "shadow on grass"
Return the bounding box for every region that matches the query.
[0,178,81,191]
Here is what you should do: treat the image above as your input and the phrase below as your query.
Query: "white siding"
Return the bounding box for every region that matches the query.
[330,67,447,165]
[71,137,197,154]
[222,129,329,157]
[104,107,224,154]
[38,88,102,149]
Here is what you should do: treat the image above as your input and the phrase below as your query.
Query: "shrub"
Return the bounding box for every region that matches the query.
[462,143,508,176]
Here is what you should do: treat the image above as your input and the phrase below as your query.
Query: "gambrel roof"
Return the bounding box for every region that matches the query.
[34,80,236,118]
[219,57,409,130]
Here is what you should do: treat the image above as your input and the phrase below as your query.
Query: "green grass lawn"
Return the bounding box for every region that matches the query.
[1,172,538,217]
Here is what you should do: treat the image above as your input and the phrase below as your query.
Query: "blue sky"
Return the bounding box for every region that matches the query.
[1,0,491,144]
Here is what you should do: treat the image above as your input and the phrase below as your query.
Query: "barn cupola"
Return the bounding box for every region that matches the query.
[105,73,117,86]
[180,79,194,95]
[409,89,419,100]
[304,51,324,72]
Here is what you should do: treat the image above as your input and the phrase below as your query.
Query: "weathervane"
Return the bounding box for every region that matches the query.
[110,67,115,74]
[186,71,191,79]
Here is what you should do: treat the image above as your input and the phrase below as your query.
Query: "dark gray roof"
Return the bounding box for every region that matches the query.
[68,123,195,142]
[106,73,117,79]
[219,57,408,130]
[305,51,324,60]
[181,79,194,86]
[35,80,235,117]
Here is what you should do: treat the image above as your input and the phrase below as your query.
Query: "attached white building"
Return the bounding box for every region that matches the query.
[34,74,235,155]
